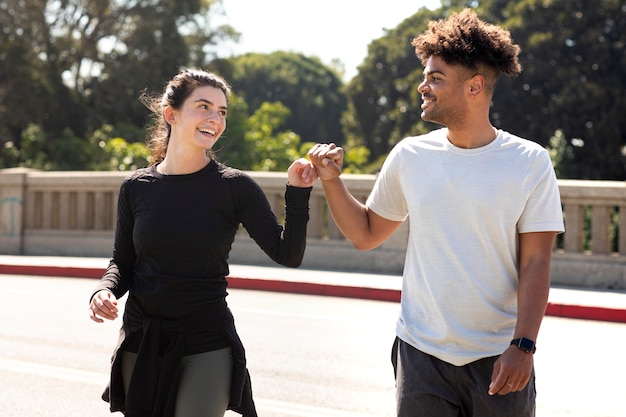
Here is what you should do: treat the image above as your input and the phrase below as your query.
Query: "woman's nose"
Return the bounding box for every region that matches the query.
[207,110,220,121]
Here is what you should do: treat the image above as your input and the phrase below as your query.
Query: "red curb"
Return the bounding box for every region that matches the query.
[546,302,626,324]
[0,264,105,279]
[2,264,625,323]
[226,276,402,302]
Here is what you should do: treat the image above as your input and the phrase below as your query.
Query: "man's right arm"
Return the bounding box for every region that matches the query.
[308,144,402,250]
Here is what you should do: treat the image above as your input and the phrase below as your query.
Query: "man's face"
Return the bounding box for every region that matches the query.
[417,55,469,128]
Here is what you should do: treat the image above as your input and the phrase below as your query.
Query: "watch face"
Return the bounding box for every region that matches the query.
[519,338,534,352]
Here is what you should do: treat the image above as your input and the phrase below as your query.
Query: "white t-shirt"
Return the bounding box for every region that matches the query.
[366,128,565,366]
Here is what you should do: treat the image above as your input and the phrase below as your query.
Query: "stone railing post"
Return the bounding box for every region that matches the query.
[0,168,33,255]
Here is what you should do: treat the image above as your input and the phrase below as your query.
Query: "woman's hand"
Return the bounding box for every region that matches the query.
[287,157,318,187]
[89,290,119,323]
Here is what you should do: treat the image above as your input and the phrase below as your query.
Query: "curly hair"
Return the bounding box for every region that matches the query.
[412,9,521,86]
[140,68,231,166]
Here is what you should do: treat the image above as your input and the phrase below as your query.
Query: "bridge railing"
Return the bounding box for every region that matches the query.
[1,168,624,288]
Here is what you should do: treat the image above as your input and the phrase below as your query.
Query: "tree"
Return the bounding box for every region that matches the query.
[19,124,50,170]
[210,52,347,145]
[245,102,302,172]
[85,0,239,137]
[89,123,149,171]
[0,0,85,155]
[0,0,238,170]
[97,138,151,171]
[343,0,626,179]
[212,93,254,169]
[487,0,626,179]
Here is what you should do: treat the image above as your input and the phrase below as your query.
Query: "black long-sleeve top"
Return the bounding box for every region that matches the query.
[91,160,311,417]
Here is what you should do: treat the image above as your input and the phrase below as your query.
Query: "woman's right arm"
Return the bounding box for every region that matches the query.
[89,180,136,322]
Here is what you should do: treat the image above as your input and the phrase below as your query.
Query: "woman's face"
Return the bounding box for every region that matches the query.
[167,85,228,152]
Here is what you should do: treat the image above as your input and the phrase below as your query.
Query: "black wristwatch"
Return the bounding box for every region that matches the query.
[511,337,536,354]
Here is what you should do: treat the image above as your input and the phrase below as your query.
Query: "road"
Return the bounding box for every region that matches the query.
[0,274,624,417]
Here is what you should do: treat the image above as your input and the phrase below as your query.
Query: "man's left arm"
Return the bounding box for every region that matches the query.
[489,231,558,396]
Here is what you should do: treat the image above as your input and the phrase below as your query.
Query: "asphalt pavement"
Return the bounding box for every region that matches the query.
[1,255,625,323]
[3,274,624,417]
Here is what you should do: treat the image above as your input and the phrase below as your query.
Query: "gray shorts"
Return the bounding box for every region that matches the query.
[391,338,535,417]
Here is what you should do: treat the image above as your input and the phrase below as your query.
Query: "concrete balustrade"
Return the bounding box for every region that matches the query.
[1,168,624,289]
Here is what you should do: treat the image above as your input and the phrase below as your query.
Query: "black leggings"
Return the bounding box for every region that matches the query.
[121,347,233,417]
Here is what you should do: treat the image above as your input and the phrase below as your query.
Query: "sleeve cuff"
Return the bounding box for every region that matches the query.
[285,184,312,209]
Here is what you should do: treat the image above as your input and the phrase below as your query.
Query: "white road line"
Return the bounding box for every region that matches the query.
[234,307,354,322]
[233,307,395,326]
[0,357,105,385]
[0,358,379,417]
[253,398,380,417]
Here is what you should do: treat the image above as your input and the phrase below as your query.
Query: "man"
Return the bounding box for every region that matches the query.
[308,9,564,417]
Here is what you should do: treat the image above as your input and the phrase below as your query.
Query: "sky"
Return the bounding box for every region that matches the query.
[215,0,441,80]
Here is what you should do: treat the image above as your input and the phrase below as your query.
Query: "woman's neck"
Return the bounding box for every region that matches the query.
[157,153,211,175]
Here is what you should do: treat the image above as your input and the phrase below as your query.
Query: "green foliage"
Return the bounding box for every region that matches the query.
[89,124,150,171]
[20,124,49,169]
[547,129,576,178]
[245,102,301,171]
[213,93,253,169]
[48,128,95,170]
[15,124,95,171]
[210,52,347,145]
[8,122,150,171]
[85,0,238,132]
[343,146,372,174]
[487,0,626,179]
[3,0,624,179]
[99,138,151,171]
[344,0,626,179]
[0,0,238,171]
[0,142,20,169]
[0,29,50,156]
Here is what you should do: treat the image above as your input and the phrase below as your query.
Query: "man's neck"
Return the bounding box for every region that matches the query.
[446,124,498,149]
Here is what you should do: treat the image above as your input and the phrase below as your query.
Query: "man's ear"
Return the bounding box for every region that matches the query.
[469,74,485,96]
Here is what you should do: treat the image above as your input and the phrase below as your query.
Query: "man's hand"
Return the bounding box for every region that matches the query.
[307,143,344,181]
[488,346,534,395]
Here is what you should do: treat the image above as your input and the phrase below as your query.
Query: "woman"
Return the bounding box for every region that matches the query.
[88,68,317,417]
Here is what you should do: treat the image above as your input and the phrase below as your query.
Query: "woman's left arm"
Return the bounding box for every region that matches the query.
[239,159,316,268]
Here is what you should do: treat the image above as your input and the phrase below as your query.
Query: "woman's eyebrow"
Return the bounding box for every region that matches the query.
[194,98,227,111]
